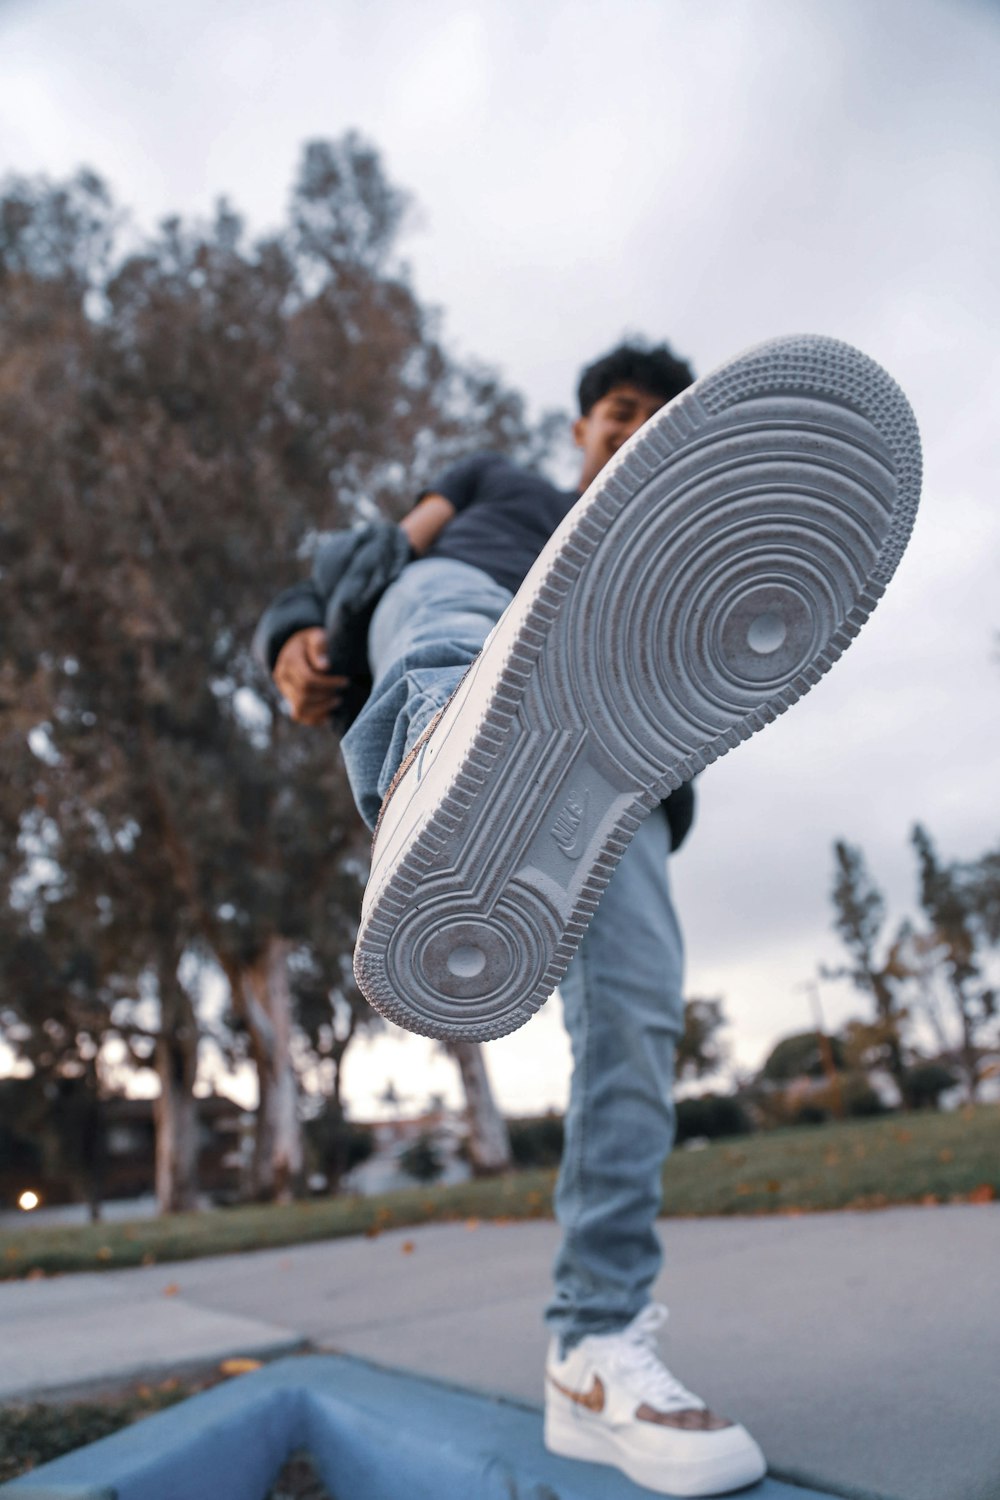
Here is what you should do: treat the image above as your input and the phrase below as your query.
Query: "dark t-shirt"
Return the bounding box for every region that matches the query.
[421,452,578,595]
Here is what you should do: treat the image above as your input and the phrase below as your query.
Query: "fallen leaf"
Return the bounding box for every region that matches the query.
[921,1194,938,1206]
[735,1182,752,1196]
[766,1179,781,1194]
[26,1267,45,1280]
[96,1246,112,1261]
[141,1253,156,1266]
[401,1240,415,1254]
[465,1217,481,1231]
[364,1226,381,1240]
[220,1357,262,1375]
[968,1184,996,1204]
[162,1283,180,1297]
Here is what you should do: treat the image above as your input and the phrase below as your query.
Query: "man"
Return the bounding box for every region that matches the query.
[262,334,920,1496]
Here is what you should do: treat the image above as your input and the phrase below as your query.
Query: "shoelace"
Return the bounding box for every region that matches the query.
[611,1304,704,1411]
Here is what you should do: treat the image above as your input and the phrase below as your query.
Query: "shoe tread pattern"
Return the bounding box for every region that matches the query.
[355,336,921,1041]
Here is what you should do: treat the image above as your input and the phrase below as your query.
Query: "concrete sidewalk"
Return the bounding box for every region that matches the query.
[1,1204,997,1500]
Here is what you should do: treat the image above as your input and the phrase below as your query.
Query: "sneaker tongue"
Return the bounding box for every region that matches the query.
[620,1305,704,1412]
[634,1362,704,1413]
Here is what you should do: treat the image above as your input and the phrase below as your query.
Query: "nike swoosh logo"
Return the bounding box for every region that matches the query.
[547,1372,605,1412]
[551,788,589,859]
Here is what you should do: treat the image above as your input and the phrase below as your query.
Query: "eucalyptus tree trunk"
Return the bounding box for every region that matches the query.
[238,936,303,1202]
[153,978,200,1214]
[447,1041,512,1175]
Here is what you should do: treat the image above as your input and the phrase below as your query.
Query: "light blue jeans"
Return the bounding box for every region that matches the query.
[342,558,685,1349]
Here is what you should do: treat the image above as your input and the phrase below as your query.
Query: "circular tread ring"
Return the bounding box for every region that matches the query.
[357,866,557,1042]
[354,337,923,1042]
[564,454,888,775]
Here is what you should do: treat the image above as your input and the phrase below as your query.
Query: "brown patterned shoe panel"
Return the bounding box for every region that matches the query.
[636,1404,734,1431]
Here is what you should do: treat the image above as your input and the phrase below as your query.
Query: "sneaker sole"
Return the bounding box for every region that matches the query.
[544,1400,767,1497]
[355,335,921,1042]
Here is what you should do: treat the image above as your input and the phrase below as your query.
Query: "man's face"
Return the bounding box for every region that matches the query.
[573,383,666,490]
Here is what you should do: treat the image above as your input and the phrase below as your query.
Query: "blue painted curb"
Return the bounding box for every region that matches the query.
[0,1354,845,1500]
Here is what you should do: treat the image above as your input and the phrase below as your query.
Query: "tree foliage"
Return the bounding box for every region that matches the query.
[826,831,999,1107]
[911,825,997,1098]
[676,997,729,1083]
[826,841,912,1103]
[0,137,558,1206]
[760,1029,846,1084]
[959,845,1000,945]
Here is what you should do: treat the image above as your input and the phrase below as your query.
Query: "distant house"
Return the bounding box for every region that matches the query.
[99,1093,251,1202]
[0,1082,251,1209]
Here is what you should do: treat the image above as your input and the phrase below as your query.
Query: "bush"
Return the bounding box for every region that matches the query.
[675,1094,752,1144]
[791,1073,887,1125]
[303,1111,375,1187]
[904,1061,958,1110]
[508,1114,565,1168]
[840,1073,888,1118]
[760,1030,847,1083]
[793,1103,829,1127]
[398,1134,444,1184]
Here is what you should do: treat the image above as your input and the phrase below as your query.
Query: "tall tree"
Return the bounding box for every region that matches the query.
[0,139,558,1203]
[912,825,997,1100]
[827,841,912,1104]
[959,844,1000,946]
[445,1041,512,1175]
[676,997,729,1084]
[291,946,379,1194]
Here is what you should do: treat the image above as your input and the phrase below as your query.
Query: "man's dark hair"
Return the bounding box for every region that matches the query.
[577,340,695,416]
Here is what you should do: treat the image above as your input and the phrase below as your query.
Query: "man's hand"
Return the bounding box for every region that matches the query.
[271,502,453,728]
[273,628,349,725]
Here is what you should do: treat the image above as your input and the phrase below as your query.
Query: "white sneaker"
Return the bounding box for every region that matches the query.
[544,1305,766,1497]
[355,334,921,1043]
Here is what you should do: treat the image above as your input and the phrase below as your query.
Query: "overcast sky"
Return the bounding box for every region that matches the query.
[2,0,997,1118]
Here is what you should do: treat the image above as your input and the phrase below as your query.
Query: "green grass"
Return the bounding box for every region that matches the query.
[2,1106,996,1281]
[0,1378,203,1484]
[660,1104,999,1216]
[0,1171,558,1280]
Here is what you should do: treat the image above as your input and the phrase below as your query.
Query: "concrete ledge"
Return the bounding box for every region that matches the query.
[0,1354,845,1500]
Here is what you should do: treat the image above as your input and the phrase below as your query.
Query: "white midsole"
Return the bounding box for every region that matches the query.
[544,1402,766,1497]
